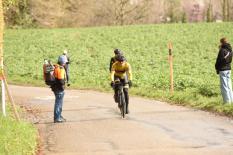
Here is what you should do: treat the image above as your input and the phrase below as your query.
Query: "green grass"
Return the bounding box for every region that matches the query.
[4,22,233,116]
[0,111,38,155]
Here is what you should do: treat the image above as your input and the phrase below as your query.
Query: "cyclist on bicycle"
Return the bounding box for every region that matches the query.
[110,55,132,114]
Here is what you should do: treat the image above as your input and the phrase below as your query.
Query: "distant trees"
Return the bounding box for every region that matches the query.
[221,0,233,21]
[163,0,182,23]
[190,3,202,22]
[2,0,233,27]
[162,0,204,23]
[3,0,33,27]
[203,0,233,23]
[88,0,152,26]
[56,0,91,27]
[222,0,229,21]
[114,0,151,25]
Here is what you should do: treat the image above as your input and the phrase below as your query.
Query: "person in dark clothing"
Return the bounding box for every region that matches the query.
[109,49,123,72]
[51,60,67,123]
[215,38,233,104]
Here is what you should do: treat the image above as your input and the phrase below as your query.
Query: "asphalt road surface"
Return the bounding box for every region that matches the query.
[10,85,233,155]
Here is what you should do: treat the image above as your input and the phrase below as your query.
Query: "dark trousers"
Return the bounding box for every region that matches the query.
[64,64,70,83]
[123,88,129,111]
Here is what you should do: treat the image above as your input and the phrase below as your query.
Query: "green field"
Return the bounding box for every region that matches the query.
[4,22,233,116]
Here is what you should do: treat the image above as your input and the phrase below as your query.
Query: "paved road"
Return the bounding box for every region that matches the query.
[10,85,233,155]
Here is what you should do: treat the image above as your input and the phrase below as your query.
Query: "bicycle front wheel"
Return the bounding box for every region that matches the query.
[120,93,126,118]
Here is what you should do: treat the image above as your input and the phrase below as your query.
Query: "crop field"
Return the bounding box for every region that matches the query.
[4,22,233,116]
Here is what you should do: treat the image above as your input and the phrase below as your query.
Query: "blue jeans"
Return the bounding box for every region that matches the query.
[54,91,65,120]
[219,70,233,104]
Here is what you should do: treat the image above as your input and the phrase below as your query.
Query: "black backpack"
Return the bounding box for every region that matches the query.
[43,60,55,86]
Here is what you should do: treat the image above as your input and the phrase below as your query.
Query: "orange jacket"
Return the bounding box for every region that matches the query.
[54,64,66,80]
[51,64,66,92]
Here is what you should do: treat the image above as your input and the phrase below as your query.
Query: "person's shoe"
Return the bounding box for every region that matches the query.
[61,116,66,122]
[54,119,64,123]
[126,109,130,114]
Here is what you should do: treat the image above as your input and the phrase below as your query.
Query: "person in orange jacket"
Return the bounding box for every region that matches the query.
[51,60,67,123]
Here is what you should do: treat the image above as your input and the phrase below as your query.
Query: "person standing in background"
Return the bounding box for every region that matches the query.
[215,38,233,104]
[58,50,71,86]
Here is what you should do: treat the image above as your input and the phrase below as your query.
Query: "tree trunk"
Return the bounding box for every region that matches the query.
[206,0,213,22]
[0,0,3,68]
[222,0,227,21]
[226,0,230,21]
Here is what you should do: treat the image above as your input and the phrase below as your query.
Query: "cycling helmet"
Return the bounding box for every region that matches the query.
[114,49,121,55]
[116,55,125,62]
[58,55,68,65]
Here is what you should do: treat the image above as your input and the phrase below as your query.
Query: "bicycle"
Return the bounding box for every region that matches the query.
[113,80,127,118]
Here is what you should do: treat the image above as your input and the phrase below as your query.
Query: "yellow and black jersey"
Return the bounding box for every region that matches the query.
[110,61,132,81]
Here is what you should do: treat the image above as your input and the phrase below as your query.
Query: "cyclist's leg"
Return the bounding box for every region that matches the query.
[114,89,118,103]
[123,88,129,114]
[114,76,121,103]
[122,77,129,114]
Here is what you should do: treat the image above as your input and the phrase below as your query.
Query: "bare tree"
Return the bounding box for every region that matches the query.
[221,0,231,21]
[164,0,182,23]
[56,0,92,27]
[206,0,214,22]
[147,0,164,23]
[91,0,151,26]
[227,0,233,21]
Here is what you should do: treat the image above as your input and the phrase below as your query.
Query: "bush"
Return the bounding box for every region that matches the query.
[198,85,219,97]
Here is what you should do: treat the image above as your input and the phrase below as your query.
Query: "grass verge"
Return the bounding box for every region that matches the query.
[0,108,38,155]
